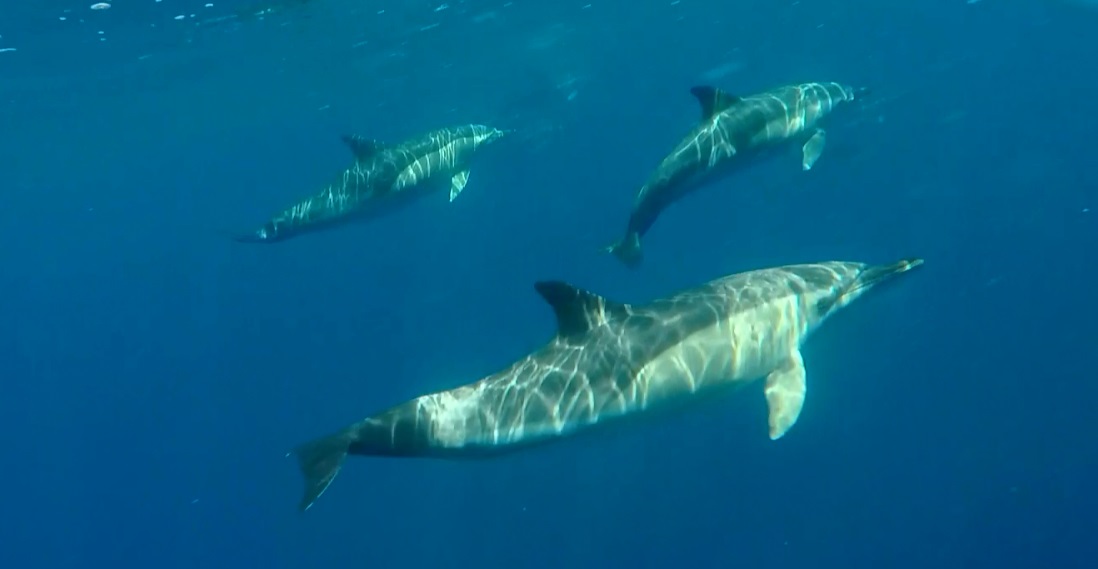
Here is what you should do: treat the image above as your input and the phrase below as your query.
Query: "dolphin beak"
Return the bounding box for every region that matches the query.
[229,229,270,243]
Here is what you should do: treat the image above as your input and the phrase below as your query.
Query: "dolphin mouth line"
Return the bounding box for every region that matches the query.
[844,258,924,298]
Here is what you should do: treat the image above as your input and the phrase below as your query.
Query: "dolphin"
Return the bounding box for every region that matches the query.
[605,81,869,268]
[290,256,923,511]
[233,124,508,243]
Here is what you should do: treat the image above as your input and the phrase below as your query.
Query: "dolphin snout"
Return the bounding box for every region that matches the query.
[231,231,267,244]
[230,225,277,244]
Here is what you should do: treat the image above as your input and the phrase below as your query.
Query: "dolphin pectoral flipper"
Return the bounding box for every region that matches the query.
[450,170,470,202]
[764,350,807,440]
[801,129,827,171]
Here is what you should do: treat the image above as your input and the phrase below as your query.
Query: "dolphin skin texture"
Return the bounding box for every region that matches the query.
[234,124,508,244]
[606,82,869,268]
[291,256,922,511]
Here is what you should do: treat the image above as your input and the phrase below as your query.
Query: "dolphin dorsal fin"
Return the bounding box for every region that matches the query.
[689,86,743,121]
[341,134,386,161]
[534,281,629,337]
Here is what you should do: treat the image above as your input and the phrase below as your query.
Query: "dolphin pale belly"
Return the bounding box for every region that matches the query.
[290,256,923,511]
[233,124,508,244]
[605,81,868,268]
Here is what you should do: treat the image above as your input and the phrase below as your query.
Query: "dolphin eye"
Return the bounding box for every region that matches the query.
[815,297,836,315]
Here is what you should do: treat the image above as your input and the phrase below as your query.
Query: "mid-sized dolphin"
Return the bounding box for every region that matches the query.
[233,124,508,244]
[605,81,869,268]
[290,256,923,511]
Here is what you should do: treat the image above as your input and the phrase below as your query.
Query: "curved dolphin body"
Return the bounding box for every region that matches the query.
[605,82,869,268]
[233,124,508,244]
[291,256,923,511]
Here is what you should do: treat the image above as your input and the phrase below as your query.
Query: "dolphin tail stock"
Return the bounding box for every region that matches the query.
[603,232,643,269]
[290,428,354,512]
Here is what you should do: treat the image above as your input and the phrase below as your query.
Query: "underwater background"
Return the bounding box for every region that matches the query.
[2,0,1096,567]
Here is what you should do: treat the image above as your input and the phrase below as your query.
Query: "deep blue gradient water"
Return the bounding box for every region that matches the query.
[2,1,1096,567]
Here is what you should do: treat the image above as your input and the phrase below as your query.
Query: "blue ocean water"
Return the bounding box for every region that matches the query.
[2,0,1096,567]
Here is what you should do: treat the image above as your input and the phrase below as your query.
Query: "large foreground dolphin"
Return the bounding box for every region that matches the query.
[233,124,508,243]
[291,256,923,511]
[605,81,868,268]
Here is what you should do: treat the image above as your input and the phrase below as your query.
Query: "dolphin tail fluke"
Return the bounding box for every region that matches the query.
[604,233,643,269]
[291,429,352,512]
